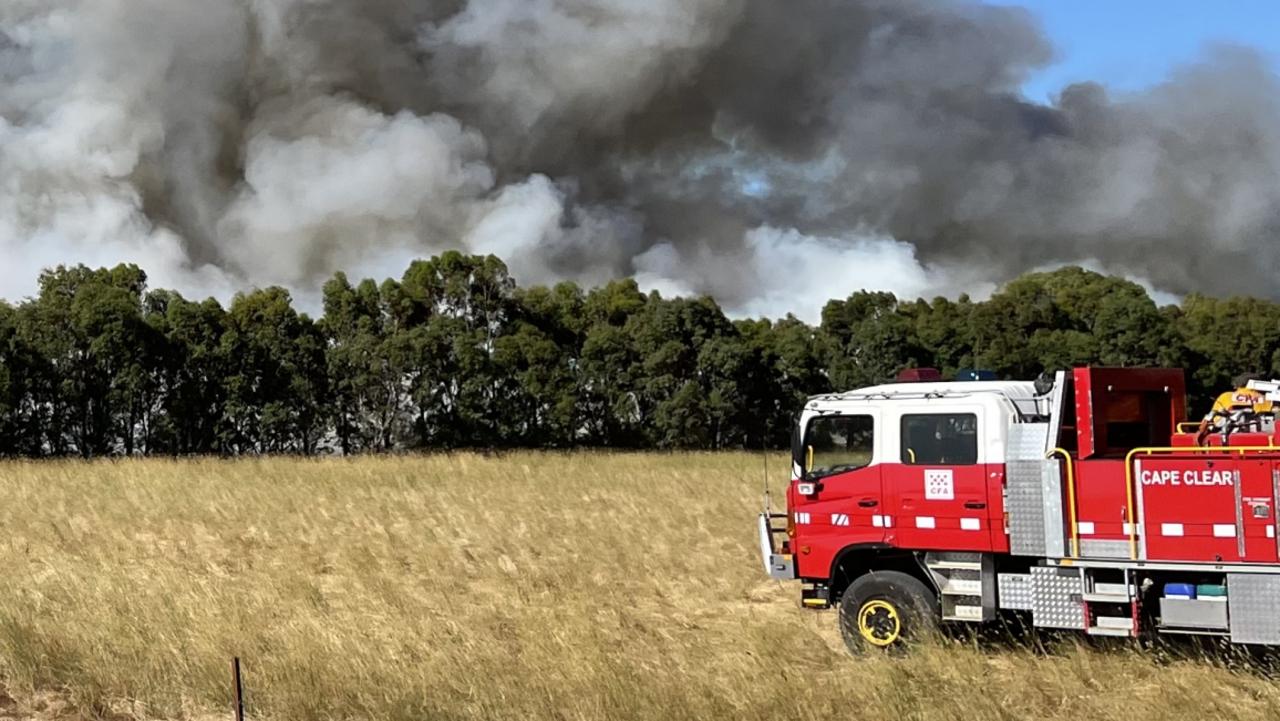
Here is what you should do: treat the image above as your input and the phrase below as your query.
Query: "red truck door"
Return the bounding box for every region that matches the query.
[1138,457,1279,564]
[794,412,885,565]
[1267,463,1280,561]
[887,410,993,552]
[1239,460,1277,564]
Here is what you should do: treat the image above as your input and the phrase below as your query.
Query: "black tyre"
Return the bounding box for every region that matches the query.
[838,570,939,654]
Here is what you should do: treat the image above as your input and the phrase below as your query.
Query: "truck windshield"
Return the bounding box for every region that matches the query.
[805,414,875,478]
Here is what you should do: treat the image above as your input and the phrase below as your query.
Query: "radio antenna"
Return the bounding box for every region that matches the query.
[762,416,772,517]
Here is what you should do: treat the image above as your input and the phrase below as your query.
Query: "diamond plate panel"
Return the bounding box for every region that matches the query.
[1007,423,1051,461]
[1008,460,1046,556]
[1228,573,1280,644]
[1078,539,1131,559]
[1031,566,1085,629]
[998,573,1034,611]
[1008,457,1064,557]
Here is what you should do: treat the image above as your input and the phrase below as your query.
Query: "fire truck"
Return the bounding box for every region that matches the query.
[758,367,1280,652]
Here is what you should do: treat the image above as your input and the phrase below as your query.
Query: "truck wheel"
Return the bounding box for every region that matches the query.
[838,570,939,654]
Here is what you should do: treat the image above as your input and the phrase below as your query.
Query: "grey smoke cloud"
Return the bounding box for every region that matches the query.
[2,0,1279,321]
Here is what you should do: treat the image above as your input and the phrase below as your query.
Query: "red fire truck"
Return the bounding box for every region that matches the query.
[758,367,1280,652]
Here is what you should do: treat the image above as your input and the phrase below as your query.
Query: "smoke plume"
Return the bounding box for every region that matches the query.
[3,0,1279,320]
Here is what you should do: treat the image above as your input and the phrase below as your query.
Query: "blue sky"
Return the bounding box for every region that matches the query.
[988,1,1280,102]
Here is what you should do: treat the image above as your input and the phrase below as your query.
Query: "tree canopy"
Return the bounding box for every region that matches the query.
[0,253,1269,457]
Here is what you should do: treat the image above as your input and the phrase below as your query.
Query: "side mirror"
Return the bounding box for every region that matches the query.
[791,419,805,472]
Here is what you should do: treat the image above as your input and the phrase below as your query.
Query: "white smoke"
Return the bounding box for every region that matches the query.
[0,0,243,300]
[461,175,642,291]
[635,226,995,323]
[218,101,495,287]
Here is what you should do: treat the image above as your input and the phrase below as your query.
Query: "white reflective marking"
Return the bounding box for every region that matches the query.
[1123,523,1142,535]
[872,515,884,528]
[1161,523,1184,537]
[1213,524,1236,538]
[884,515,893,528]
[831,513,850,527]
[960,518,981,531]
[795,512,810,525]
[1269,526,1276,539]
[915,516,936,529]
[1076,521,1095,535]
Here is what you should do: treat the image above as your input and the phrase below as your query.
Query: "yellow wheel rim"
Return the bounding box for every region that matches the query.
[857,599,901,647]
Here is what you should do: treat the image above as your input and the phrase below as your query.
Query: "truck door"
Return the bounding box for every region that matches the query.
[1268,462,1280,562]
[888,410,993,552]
[1138,457,1270,563]
[1239,460,1277,563]
[796,412,885,560]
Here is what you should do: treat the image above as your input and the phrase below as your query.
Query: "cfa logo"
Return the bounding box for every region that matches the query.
[924,469,954,500]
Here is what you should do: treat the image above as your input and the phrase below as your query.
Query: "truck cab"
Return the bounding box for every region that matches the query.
[787,380,1036,579]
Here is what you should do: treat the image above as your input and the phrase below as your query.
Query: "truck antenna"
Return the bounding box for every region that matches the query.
[762,417,772,516]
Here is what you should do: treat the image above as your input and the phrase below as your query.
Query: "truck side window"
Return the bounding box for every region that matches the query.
[901,413,978,465]
[805,415,875,478]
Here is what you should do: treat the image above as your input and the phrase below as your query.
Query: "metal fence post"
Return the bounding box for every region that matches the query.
[232,657,245,721]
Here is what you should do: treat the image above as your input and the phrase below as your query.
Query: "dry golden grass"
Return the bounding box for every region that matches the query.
[0,453,1276,720]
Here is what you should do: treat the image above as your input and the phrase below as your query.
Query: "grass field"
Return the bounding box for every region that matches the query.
[0,453,1278,720]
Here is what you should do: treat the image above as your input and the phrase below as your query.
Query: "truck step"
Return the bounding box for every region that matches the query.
[928,552,995,622]
[1093,614,1135,629]
[944,605,986,622]
[940,578,984,596]
[1092,582,1131,596]
[1086,625,1134,637]
[928,561,982,571]
[1082,592,1132,604]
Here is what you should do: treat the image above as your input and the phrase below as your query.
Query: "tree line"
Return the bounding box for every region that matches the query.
[0,253,1276,458]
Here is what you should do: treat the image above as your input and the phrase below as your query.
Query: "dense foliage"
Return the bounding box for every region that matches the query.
[0,254,1273,457]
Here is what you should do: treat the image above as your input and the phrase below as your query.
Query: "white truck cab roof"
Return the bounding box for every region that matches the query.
[807,380,1038,407]
[797,380,1043,472]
